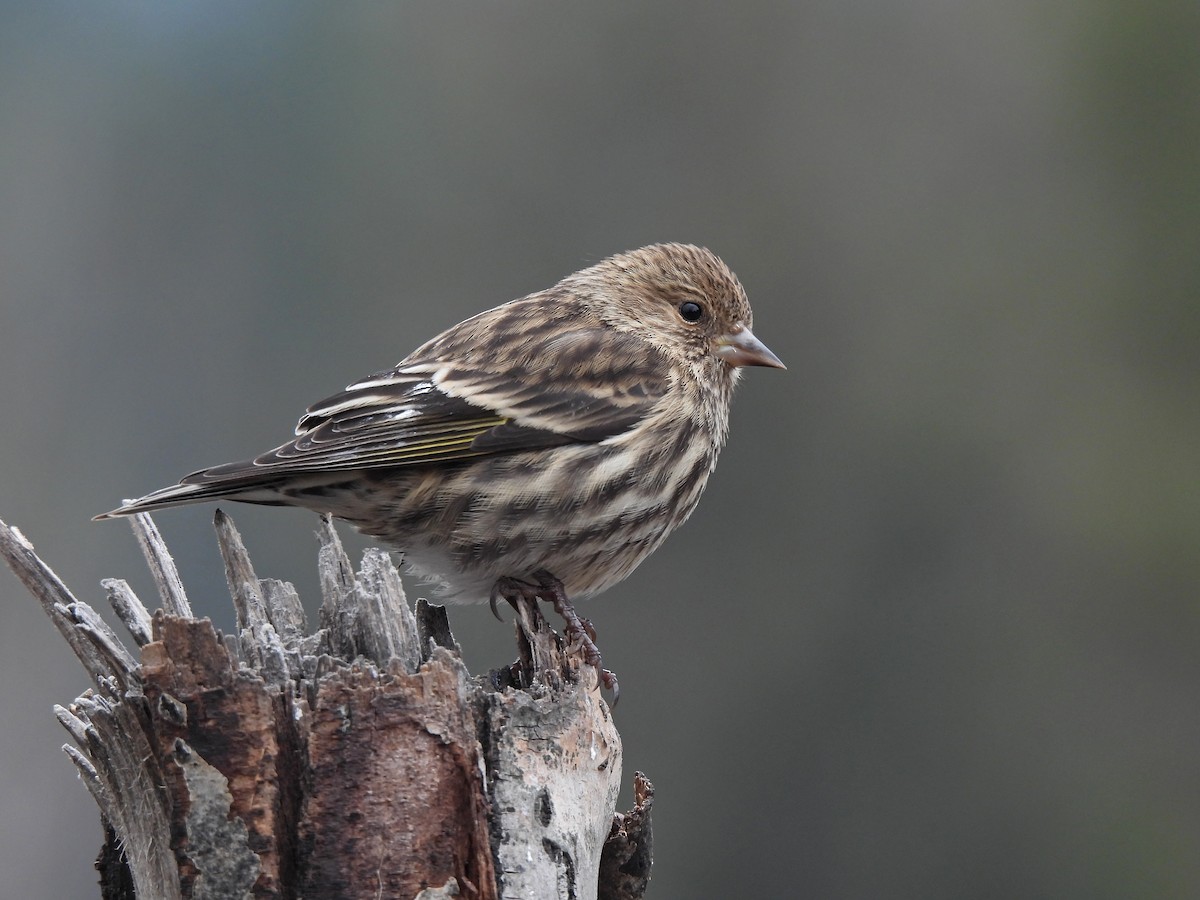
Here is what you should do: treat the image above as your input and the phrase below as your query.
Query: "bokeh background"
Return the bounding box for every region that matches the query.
[2,3,1197,897]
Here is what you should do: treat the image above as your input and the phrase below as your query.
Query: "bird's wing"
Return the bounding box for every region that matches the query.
[182,314,669,484]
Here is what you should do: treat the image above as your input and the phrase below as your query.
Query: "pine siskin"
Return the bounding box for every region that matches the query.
[99,243,784,692]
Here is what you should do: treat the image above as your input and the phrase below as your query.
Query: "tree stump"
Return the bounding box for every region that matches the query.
[0,511,653,900]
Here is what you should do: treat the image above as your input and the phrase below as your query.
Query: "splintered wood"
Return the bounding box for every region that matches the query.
[0,512,651,900]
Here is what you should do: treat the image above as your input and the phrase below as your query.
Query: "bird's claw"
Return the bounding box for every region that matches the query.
[490,575,533,622]
[600,668,619,705]
[488,582,508,621]
[491,570,620,703]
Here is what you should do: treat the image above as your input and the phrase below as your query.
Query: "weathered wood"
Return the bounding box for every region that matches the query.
[102,578,153,646]
[127,510,192,618]
[0,510,652,899]
[298,649,494,897]
[484,670,621,897]
[598,772,655,900]
[0,521,116,686]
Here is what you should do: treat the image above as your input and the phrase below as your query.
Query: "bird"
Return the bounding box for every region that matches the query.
[98,243,784,695]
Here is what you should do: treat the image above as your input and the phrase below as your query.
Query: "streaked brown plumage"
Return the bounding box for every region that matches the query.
[99,243,784,689]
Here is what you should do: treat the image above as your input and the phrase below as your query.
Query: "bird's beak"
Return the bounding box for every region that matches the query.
[715,325,786,369]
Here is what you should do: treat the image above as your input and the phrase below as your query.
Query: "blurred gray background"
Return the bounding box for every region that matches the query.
[1,3,1197,898]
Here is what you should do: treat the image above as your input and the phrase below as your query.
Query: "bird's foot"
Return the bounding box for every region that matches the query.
[490,570,618,702]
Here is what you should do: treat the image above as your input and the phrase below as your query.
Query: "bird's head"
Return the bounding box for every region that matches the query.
[576,243,785,375]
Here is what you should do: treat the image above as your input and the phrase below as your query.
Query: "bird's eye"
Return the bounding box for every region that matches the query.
[678,301,703,323]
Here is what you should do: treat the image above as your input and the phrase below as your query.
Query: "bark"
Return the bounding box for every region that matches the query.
[0,511,651,900]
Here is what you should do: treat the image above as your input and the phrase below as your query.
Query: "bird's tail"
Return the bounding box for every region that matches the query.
[94,479,287,520]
